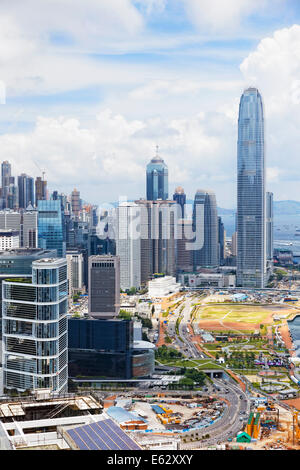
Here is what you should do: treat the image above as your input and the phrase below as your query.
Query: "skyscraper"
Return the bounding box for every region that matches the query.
[1,161,12,208]
[116,202,141,291]
[193,189,218,269]
[71,188,81,218]
[35,176,47,206]
[266,192,274,261]
[218,216,225,266]
[88,255,120,319]
[2,258,68,393]
[173,186,186,218]
[18,174,34,209]
[237,88,266,288]
[146,148,168,201]
[38,200,66,257]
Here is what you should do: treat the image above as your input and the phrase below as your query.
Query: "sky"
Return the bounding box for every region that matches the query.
[1,0,300,208]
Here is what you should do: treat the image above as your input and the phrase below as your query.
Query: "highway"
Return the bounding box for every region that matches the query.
[163,295,252,447]
[180,377,250,449]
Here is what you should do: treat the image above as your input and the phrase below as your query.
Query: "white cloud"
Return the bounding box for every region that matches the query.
[133,0,167,15]
[240,24,300,198]
[0,109,235,204]
[182,0,281,32]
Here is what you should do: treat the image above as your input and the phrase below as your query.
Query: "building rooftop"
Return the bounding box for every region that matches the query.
[106,407,146,424]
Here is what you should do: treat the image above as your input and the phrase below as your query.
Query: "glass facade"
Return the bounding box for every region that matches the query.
[146,155,168,201]
[38,200,66,258]
[237,88,266,288]
[132,349,155,377]
[2,258,68,393]
[68,318,133,379]
[193,190,218,268]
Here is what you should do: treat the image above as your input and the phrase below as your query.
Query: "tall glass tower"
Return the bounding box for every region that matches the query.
[237,88,266,288]
[38,200,66,258]
[146,148,168,201]
[193,189,218,269]
[2,258,68,393]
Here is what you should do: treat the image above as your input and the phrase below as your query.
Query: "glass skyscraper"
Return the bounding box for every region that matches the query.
[2,258,68,393]
[38,200,66,258]
[237,88,266,288]
[146,150,168,201]
[192,190,218,269]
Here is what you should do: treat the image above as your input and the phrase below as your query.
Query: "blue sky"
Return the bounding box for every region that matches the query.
[1,0,300,207]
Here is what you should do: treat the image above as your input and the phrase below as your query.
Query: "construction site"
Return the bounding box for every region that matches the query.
[231,399,300,450]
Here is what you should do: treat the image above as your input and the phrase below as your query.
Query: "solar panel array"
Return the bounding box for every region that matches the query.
[66,418,141,450]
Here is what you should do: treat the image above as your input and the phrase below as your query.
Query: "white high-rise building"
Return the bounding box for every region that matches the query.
[2,258,68,393]
[116,202,141,291]
[0,230,20,251]
[66,251,84,294]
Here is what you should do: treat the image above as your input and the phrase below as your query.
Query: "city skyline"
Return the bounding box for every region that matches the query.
[0,1,300,206]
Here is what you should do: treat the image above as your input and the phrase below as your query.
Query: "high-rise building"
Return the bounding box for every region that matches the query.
[218,217,226,266]
[0,230,20,251]
[2,258,68,393]
[266,192,274,261]
[0,209,37,248]
[146,149,168,201]
[173,187,186,218]
[135,199,176,282]
[176,219,193,272]
[88,255,120,319]
[116,202,141,291]
[35,176,47,206]
[1,161,14,208]
[193,190,218,269]
[231,232,237,257]
[66,250,84,294]
[0,248,57,342]
[237,88,266,288]
[18,174,34,209]
[38,200,66,258]
[1,161,11,191]
[6,183,19,210]
[71,188,81,218]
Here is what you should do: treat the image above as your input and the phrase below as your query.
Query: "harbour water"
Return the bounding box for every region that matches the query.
[287,316,300,357]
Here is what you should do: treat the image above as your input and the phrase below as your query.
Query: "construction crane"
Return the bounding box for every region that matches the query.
[33,160,46,181]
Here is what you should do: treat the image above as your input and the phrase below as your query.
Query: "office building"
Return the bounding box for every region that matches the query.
[173,187,186,218]
[6,183,18,210]
[266,192,274,261]
[146,149,168,201]
[71,188,81,218]
[35,176,47,206]
[237,88,266,288]
[0,248,57,339]
[0,210,37,248]
[193,189,218,269]
[135,199,176,281]
[0,230,20,251]
[116,202,141,291]
[18,174,34,209]
[231,232,237,257]
[176,219,193,272]
[68,318,133,379]
[2,258,68,393]
[38,200,66,258]
[88,255,120,319]
[66,250,84,294]
[218,217,225,266]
